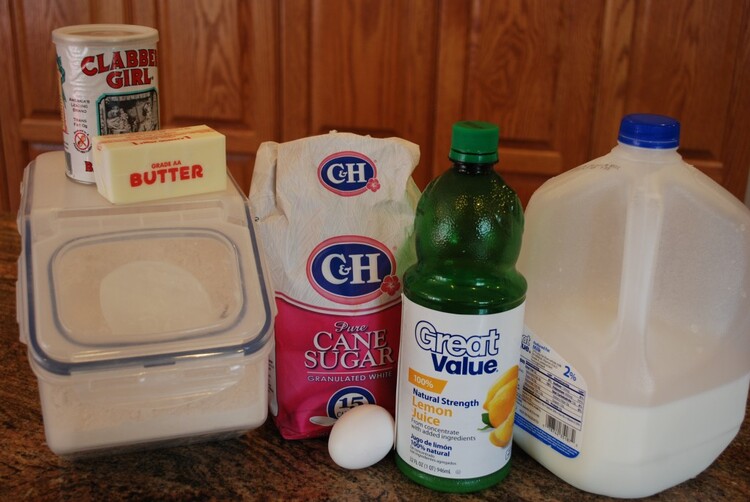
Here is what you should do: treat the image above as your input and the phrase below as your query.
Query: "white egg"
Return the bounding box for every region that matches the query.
[328,404,395,469]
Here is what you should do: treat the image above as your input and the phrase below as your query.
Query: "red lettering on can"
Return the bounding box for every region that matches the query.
[80,56,97,76]
[80,50,158,86]
[126,50,139,67]
[110,51,124,70]
[139,49,150,66]
[106,68,153,89]
[96,53,110,73]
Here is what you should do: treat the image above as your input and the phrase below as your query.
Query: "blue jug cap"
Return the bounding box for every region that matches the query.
[618,114,680,149]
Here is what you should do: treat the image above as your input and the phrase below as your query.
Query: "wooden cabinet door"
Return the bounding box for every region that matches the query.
[432,0,750,204]
[593,0,750,199]
[158,0,278,191]
[433,0,606,203]
[0,0,278,211]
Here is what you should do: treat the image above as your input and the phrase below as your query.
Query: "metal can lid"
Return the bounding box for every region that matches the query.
[52,24,159,46]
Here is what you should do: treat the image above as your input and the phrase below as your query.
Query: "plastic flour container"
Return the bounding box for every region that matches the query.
[16,151,274,457]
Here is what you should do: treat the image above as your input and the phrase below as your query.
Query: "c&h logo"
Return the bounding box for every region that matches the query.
[317,151,380,196]
[306,235,400,304]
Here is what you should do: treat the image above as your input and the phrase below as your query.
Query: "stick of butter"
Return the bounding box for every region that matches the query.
[92,125,227,204]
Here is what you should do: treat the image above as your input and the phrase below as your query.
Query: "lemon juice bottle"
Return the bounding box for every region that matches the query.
[395,121,526,492]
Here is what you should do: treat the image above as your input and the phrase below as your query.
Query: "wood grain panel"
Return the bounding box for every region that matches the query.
[591,0,636,159]
[288,0,438,188]
[280,0,311,143]
[723,2,750,200]
[436,0,604,204]
[0,0,18,210]
[432,0,470,180]
[160,0,244,122]
[629,0,740,150]
[601,0,749,191]
[159,0,278,190]
[16,0,87,120]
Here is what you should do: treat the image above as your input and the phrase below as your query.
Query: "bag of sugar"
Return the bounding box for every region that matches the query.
[249,132,420,439]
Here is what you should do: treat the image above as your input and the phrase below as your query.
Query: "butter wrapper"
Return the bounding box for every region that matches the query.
[92,125,226,204]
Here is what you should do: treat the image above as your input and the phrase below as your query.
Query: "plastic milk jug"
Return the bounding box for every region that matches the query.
[514,114,750,498]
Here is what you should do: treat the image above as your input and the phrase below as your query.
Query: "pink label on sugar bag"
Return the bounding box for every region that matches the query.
[272,295,401,439]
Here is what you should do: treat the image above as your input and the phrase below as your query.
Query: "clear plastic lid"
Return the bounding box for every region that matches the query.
[17,152,273,375]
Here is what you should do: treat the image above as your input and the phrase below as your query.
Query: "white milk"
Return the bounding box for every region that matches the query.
[514,374,749,499]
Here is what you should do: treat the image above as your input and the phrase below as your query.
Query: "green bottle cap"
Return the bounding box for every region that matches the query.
[449,121,499,164]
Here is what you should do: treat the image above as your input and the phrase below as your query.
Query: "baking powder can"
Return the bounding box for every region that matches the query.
[52,24,160,183]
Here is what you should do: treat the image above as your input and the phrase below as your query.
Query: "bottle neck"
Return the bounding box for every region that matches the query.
[612,142,681,163]
[452,160,496,174]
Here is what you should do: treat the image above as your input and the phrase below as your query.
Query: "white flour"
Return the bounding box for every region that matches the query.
[38,350,268,456]
[38,232,270,456]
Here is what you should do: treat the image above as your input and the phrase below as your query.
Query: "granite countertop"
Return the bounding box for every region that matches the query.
[0,212,748,501]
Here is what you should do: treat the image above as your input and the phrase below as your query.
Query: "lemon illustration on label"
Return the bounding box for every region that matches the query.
[481,365,519,447]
